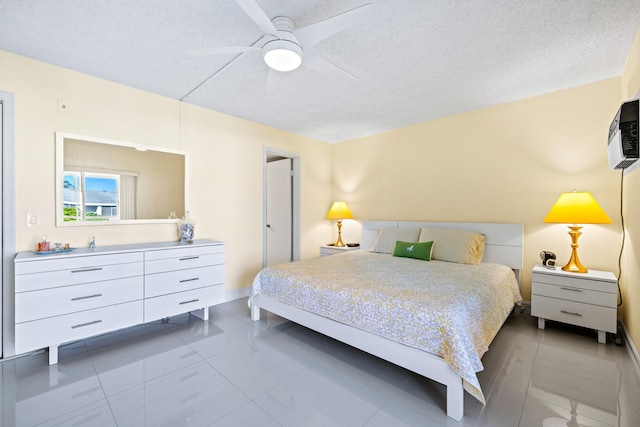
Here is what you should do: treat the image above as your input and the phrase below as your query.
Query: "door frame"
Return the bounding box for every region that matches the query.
[263,147,300,267]
[1,91,16,358]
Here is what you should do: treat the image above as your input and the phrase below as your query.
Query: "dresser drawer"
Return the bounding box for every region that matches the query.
[531,271,616,293]
[144,286,224,322]
[15,252,143,275]
[15,301,143,355]
[145,265,224,298]
[144,253,224,274]
[531,295,616,333]
[16,276,143,323]
[532,281,617,308]
[144,244,224,261]
[15,261,143,293]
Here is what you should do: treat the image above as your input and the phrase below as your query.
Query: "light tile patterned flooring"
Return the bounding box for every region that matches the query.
[1,298,639,426]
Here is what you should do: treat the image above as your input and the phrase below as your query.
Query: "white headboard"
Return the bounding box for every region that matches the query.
[361,221,524,284]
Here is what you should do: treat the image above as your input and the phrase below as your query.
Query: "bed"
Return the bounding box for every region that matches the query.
[250,221,523,421]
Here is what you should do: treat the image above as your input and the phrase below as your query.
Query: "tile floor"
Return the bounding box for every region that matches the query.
[1,298,639,426]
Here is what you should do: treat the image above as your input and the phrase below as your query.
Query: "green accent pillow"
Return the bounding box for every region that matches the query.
[392,240,433,261]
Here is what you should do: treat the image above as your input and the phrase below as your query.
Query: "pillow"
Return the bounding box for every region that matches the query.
[371,228,421,254]
[418,227,486,264]
[392,240,433,261]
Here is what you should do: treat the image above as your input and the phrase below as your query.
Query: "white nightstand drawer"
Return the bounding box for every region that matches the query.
[144,285,224,322]
[531,295,617,333]
[15,261,143,293]
[16,276,143,323]
[145,265,224,298]
[15,301,143,355]
[532,282,617,308]
[320,245,359,257]
[532,270,616,293]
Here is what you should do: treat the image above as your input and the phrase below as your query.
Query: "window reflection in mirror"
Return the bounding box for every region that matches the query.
[64,172,120,221]
[56,133,186,226]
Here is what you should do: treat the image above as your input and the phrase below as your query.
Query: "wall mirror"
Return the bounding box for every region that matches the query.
[56,132,187,226]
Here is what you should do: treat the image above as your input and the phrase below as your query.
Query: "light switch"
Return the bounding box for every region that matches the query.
[26,212,40,227]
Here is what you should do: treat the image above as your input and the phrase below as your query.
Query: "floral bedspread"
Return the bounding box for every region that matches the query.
[251,250,522,403]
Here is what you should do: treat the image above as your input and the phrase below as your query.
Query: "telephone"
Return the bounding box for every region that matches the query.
[540,251,556,267]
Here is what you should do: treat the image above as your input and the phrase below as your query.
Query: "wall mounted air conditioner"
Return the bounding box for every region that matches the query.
[608,99,639,174]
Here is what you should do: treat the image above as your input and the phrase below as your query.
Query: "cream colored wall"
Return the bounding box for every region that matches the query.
[332,79,622,302]
[620,29,640,350]
[0,49,332,292]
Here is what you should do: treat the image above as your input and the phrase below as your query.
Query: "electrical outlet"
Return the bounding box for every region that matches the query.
[26,212,40,227]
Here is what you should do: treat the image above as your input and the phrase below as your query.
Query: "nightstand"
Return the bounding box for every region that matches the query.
[320,245,359,257]
[531,265,617,344]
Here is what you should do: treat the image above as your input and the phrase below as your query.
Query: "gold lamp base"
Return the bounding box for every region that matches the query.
[561,225,588,273]
[333,220,346,247]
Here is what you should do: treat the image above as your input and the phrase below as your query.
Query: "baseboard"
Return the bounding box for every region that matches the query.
[620,318,640,374]
[225,286,251,302]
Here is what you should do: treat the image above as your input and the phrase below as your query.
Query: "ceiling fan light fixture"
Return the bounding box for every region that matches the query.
[263,39,303,72]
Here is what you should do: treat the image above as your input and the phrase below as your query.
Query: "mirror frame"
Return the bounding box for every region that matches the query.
[55,132,188,226]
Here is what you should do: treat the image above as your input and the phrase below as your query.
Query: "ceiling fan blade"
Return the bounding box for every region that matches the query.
[303,51,357,80]
[181,51,251,100]
[234,0,280,37]
[295,3,372,48]
[185,46,260,56]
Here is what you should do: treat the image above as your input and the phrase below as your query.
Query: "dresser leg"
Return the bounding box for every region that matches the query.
[597,330,606,344]
[537,317,546,330]
[48,345,59,365]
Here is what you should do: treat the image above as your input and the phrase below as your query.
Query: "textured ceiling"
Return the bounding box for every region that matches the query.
[1,0,639,143]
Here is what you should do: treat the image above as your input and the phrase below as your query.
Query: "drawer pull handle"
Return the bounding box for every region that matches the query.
[71,320,102,329]
[179,256,199,261]
[71,267,103,273]
[560,310,582,317]
[179,299,200,305]
[71,293,103,301]
[179,278,199,283]
[560,287,582,292]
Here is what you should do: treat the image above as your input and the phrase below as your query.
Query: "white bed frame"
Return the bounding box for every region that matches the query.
[250,221,524,421]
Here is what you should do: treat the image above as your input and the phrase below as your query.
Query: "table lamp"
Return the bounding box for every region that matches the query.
[543,191,612,273]
[326,201,353,247]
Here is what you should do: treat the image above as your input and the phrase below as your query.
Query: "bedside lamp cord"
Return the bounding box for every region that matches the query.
[617,170,624,307]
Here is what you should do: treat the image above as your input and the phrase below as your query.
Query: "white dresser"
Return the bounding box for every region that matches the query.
[14,240,225,364]
[531,265,617,343]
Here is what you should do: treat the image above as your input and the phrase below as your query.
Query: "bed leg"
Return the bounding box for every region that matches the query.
[250,301,261,321]
[446,381,464,421]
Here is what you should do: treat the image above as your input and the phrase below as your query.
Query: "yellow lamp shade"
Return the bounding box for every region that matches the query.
[326,201,354,220]
[543,192,612,225]
[543,191,611,273]
[326,201,353,247]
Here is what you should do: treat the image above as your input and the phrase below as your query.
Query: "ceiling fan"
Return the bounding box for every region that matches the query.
[186,0,372,80]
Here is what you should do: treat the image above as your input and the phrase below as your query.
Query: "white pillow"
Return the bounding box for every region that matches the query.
[418,227,486,264]
[371,228,421,254]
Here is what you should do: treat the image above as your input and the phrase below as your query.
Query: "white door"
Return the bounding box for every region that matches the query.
[266,158,292,266]
[1,92,16,359]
